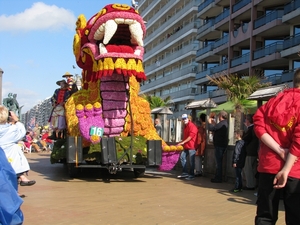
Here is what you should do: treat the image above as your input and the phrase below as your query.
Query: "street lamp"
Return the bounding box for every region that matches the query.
[0,68,3,104]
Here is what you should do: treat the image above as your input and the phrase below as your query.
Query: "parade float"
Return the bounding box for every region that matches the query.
[50,3,183,177]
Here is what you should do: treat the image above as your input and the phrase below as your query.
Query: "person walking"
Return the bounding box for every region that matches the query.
[253,68,300,225]
[242,114,259,190]
[231,130,246,193]
[195,113,206,177]
[208,110,229,183]
[177,114,198,180]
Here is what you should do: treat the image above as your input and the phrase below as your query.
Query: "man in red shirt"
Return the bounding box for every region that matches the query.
[177,114,198,180]
[253,69,300,224]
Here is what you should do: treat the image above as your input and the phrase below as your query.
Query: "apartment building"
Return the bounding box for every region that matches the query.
[195,0,300,103]
[138,0,201,118]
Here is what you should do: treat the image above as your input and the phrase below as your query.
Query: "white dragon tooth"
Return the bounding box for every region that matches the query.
[94,24,105,40]
[115,18,125,24]
[134,49,141,56]
[99,43,107,54]
[103,19,118,45]
[124,19,134,25]
[129,23,144,46]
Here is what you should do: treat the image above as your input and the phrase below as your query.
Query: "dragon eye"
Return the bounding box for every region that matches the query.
[112,4,131,10]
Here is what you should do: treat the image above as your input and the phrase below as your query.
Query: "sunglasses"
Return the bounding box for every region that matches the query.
[182,118,188,120]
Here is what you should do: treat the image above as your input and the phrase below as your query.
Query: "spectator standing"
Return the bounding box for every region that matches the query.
[0,106,36,186]
[253,68,300,225]
[32,123,40,140]
[208,110,229,183]
[231,130,246,193]
[195,113,206,177]
[177,114,198,180]
[242,114,259,190]
[154,118,162,137]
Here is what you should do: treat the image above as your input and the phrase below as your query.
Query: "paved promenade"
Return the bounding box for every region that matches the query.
[20,153,285,225]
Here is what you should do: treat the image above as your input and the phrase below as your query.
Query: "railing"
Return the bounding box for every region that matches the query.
[214,35,228,48]
[196,43,214,57]
[283,33,300,49]
[196,68,214,79]
[198,0,214,12]
[145,44,196,74]
[254,9,284,29]
[215,9,229,24]
[145,1,197,43]
[145,22,197,58]
[231,53,250,67]
[212,62,228,73]
[141,66,196,91]
[197,19,215,35]
[284,0,300,14]
[253,42,283,60]
[146,0,179,26]
[164,88,196,99]
[232,0,251,13]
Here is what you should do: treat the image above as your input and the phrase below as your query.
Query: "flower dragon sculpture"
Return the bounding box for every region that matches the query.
[65,4,182,159]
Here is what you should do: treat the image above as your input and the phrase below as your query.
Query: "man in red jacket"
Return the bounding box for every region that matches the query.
[253,68,300,225]
[177,114,198,180]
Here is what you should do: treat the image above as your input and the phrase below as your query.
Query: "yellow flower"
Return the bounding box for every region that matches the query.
[8,158,13,163]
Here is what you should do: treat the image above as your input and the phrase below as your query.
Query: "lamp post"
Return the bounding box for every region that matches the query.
[0,68,3,104]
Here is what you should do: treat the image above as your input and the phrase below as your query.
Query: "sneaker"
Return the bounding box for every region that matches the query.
[230,188,242,193]
[177,173,189,178]
[185,176,195,181]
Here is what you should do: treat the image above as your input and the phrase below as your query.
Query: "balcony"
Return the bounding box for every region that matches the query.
[145,22,197,60]
[215,9,230,24]
[164,88,196,100]
[196,68,214,80]
[198,0,214,13]
[197,19,221,40]
[144,1,197,43]
[281,34,300,58]
[145,44,197,74]
[283,0,300,24]
[140,66,196,92]
[254,9,284,29]
[145,1,179,26]
[232,0,251,13]
[231,53,250,67]
[253,42,283,60]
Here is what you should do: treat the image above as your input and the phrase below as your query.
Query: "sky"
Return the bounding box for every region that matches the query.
[0,0,132,112]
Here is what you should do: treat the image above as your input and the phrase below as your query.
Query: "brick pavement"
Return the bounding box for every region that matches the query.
[20,153,285,225]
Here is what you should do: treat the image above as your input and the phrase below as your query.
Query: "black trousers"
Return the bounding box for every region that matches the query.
[255,173,300,225]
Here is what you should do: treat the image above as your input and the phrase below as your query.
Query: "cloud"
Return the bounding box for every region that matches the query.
[0,2,77,32]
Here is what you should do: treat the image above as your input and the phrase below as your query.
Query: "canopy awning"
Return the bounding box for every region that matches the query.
[185,98,217,110]
[151,107,173,115]
[247,84,288,101]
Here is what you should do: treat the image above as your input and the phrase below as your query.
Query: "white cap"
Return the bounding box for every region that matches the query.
[182,114,188,119]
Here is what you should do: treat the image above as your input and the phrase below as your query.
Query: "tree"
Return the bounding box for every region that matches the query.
[142,95,172,110]
[207,73,270,111]
[206,73,271,131]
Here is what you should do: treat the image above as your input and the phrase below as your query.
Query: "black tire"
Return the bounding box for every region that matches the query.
[134,168,145,178]
[67,163,79,178]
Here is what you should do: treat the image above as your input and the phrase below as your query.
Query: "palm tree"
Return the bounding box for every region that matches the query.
[207,73,271,131]
[142,95,172,110]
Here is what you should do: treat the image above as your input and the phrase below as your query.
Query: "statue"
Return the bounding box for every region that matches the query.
[3,93,22,117]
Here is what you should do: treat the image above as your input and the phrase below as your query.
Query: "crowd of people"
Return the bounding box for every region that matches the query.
[175,68,300,224]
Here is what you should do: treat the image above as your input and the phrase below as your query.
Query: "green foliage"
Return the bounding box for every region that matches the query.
[51,136,148,165]
[142,95,172,109]
[207,74,271,110]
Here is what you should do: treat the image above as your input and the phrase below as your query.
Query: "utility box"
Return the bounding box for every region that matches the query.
[147,140,162,165]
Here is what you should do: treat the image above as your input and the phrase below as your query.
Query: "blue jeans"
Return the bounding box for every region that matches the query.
[180,149,196,176]
[214,146,226,181]
[234,167,243,189]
